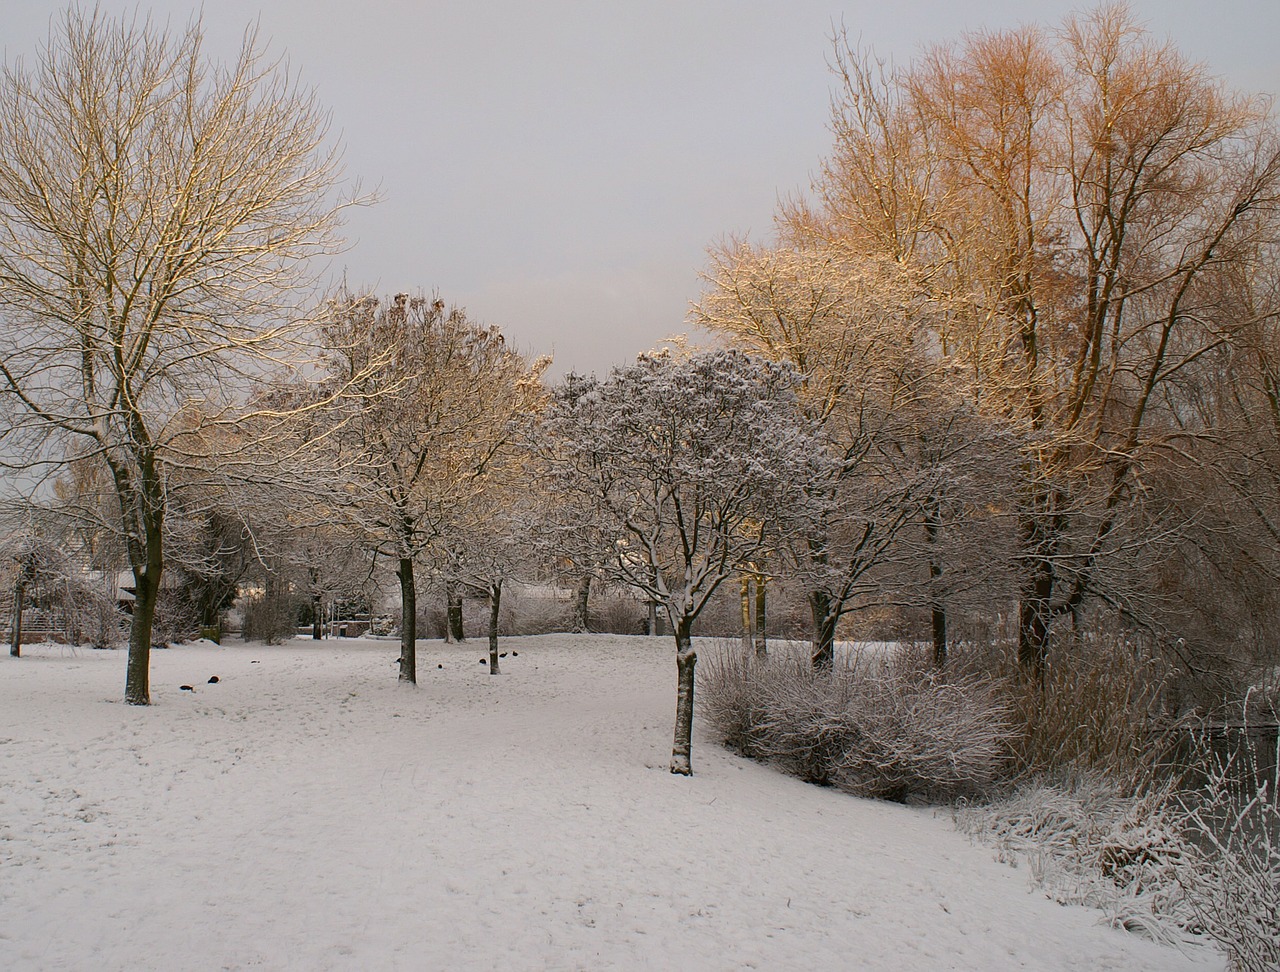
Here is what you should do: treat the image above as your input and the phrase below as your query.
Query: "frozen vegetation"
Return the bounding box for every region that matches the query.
[0,635,1224,972]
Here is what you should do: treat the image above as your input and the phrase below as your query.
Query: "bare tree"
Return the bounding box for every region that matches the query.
[0,9,357,703]
[1,520,61,656]
[441,462,541,674]
[696,240,943,668]
[539,349,821,774]
[318,291,547,684]
[779,5,1280,675]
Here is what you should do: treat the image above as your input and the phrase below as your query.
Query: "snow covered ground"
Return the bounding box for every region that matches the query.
[0,634,1223,971]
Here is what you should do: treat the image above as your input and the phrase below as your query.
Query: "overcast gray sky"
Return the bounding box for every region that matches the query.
[6,1,1279,376]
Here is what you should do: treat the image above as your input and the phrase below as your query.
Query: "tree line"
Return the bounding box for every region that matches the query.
[2,6,1279,778]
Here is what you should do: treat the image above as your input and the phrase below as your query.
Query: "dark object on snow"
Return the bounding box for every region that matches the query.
[499,652,507,658]
[479,658,487,665]
[437,664,443,669]
[512,651,518,657]
[207,676,220,684]
[251,660,260,664]
[179,684,194,691]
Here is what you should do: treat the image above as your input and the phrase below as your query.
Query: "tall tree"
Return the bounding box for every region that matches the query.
[779,5,1280,674]
[539,349,820,774]
[0,9,356,703]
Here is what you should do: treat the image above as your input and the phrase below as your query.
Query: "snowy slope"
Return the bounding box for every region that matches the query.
[0,635,1222,971]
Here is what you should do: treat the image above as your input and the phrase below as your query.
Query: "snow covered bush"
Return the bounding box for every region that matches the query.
[955,774,1198,946]
[240,590,299,644]
[700,645,1011,802]
[1177,714,1280,972]
[61,578,125,649]
[956,711,1280,966]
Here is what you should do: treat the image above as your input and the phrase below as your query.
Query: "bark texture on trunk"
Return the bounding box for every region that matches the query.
[670,620,696,776]
[931,603,947,668]
[311,594,323,641]
[10,577,25,657]
[809,589,837,670]
[446,581,465,643]
[488,580,502,675]
[925,503,946,667]
[1018,546,1053,684]
[740,575,752,649]
[126,568,157,705]
[753,575,767,657]
[398,557,417,684]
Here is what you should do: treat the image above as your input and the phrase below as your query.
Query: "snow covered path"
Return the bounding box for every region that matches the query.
[0,635,1221,971]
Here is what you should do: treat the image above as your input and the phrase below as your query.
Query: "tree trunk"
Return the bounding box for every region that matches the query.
[397,557,416,684]
[446,580,465,643]
[571,573,590,633]
[809,589,838,670]
[740,575,752,649]
[488,580,502,674]
[1018,587,1051,685]
[670,618,697,776]
[126,567,157,705]
[931,602,947,668]
[1018,541,1054,683]
[311,593,323,641]
[647,600,659,636]
[925,500,946,667]
[753,573,767,657]
[123,495,165,705]
[10,576,25,657]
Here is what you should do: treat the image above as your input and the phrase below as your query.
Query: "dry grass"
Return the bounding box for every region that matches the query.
[951,636,1183,790]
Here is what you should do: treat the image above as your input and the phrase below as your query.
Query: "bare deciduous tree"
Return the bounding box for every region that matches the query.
[778,5,1280,674]
[696,240,945,668]
[539,349,821,774]
[318,291,547,684]
[0,9,357,703]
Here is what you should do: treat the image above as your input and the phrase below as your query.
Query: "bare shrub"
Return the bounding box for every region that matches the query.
[241,592,298,644]
[589,593,647,635]
[63,582,125,649]
[955,701,1280,964]
[700,643,1011,803]
[955,774,1198,946]
[1178,707,1280,972]
[500,592,562,636]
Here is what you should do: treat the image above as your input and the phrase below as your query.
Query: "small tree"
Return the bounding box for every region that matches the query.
[2,523,63,655]
[539,349,821,774]
[697,240,949,668]
[318,291,547,683]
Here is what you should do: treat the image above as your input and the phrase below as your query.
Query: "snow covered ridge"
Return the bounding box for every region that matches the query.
[0,635,1219,971]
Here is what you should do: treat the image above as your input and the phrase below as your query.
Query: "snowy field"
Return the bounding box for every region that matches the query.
[0,634,1222,971]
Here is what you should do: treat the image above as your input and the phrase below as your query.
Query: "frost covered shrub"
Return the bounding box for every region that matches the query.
[700,645,1011,802]
[956,714,1280,964]
[1178,715,1280,972]
[240,592,298,644]
[956,773,1199,945]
